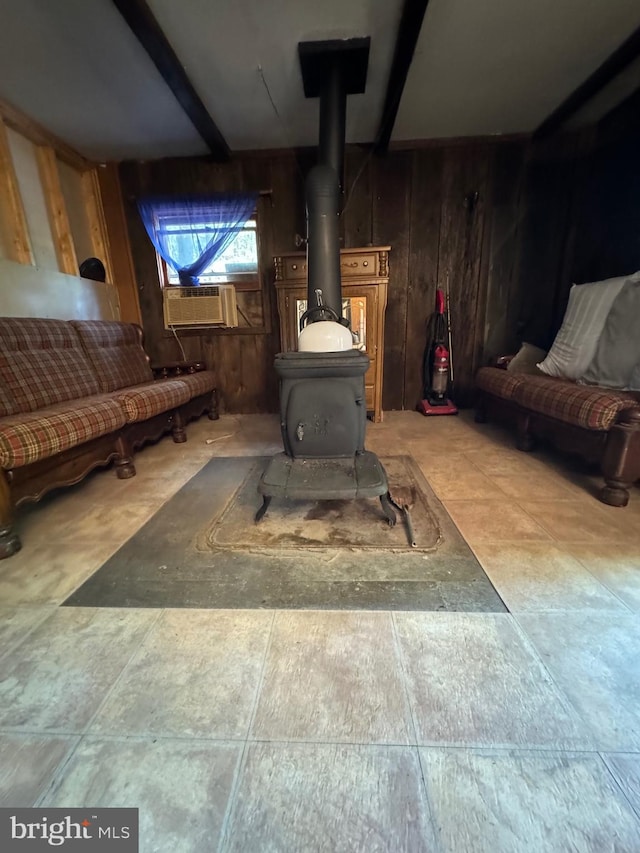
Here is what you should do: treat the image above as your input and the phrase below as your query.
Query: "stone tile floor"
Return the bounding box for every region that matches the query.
[0,411,639,852]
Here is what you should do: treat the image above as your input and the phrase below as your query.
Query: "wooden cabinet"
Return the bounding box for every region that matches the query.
[274,246,390,422]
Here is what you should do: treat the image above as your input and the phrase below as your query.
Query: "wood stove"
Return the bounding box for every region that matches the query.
[256,38,396,527]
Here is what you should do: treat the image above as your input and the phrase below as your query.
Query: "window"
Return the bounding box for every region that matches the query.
[157,216,260,291]
[137,193,269,333]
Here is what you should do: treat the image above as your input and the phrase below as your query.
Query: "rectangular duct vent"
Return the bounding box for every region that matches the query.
[163,285,238,328]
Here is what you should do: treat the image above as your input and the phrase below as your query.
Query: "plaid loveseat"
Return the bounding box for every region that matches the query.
[475,366,640,507]
[0,318,217,558]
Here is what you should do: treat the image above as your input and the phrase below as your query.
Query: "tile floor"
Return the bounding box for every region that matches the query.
[0,411,639,852]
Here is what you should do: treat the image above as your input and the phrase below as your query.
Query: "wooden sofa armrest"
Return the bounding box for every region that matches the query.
[493,355,516,369]
[152,361,206,379]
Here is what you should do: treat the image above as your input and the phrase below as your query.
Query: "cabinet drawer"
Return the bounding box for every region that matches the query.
[284,258,307,280]
[340,253,377,278]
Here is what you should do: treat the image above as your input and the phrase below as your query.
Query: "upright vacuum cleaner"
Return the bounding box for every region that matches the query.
[418,286,458,416]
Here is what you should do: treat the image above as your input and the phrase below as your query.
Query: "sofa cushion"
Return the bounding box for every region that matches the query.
[537,274,635,380]
[0,395,126,468]
[581,278,640,390]
[514,375,639,431]
[114,380,190,423]
[0,318,100,417]
[71,321,153,392]
[175,370,216,398]
[476,366,525,401]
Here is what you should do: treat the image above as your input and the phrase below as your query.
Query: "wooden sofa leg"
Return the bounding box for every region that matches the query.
[600,409,640,507]
[115,436,136,479]
[516,411,536,452]
[207,388,220,421]
[172,411,187,443]
[0,471,21,558]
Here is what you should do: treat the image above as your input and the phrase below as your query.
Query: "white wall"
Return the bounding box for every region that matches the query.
[6,127,58,270]
[0,258,119,320]
[58,159,94,265]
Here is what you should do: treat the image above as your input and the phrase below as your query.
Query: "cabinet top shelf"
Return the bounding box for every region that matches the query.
[275,246,391,257]
[274,246,390,284]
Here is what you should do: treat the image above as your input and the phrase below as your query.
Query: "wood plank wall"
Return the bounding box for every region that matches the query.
[118,121,636,414]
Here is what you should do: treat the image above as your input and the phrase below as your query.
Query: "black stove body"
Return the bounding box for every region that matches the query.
[256,39,395,526]
[276,349,369,459]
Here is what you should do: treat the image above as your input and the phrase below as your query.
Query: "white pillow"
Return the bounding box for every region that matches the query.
[537,273,639,380]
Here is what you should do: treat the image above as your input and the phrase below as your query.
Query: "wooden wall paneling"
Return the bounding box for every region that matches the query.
[270,155,305,256]
[121,139,599,416]
[554,129,598,325]
[589,131,640,278]
[293,149,316,244]
[343,146,373,248]
[562,124,640,299]
[481,141,527,362]
[119,161,170,362]
[35,146,78,276]
[239,156,276,333]
[202,334,277,413]
[97,162,141,324]
[512,134,579,350]
[120,154,288,411]
[0,121,34,265]
[436,146,490,407]
[81,168,114,284]
[159,155,242,195]
[265,154,305,405]
[372,151,412,411]
[404,147,443,409]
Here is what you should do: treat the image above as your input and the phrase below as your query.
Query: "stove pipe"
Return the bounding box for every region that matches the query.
[305,57,346,320]
[319,60,346,192]
[305,164,341,319]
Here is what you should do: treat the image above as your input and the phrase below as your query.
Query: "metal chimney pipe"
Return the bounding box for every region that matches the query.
[318,58,347,193]
[305,163,342,318]
[305,54,346,319]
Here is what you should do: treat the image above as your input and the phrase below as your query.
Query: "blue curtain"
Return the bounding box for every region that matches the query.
[137,193,258,285]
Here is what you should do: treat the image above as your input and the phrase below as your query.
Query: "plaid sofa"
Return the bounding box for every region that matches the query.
[0,318,217,558]
[475,366,640,507]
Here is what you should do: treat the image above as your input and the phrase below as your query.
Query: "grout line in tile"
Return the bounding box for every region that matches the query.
[217,609,277,853]
[30,734,84,808]
[509,612,599,749]
[79,608,165,737]
[564,553,637,614]
[7,727,633,757]
[598,752,640,824]
[0,607,58,662]
[390,613,444,852]
[389,613,420,748]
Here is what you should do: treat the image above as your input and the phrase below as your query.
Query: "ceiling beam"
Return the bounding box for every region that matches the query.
[594,85,640,148]
[111,0,230,161]
[534,24,640,140]
[374,0,431,155]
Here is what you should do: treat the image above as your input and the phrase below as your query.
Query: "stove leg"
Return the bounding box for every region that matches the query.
[255,495,272,523]
[379,492,397,527]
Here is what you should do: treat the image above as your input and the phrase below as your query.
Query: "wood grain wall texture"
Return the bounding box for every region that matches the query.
[119,130,632,415]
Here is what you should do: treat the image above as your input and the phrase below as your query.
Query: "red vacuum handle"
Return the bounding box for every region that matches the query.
[435,288,445,314]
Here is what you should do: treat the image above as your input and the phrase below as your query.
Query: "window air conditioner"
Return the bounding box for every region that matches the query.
[163,285,238,328]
